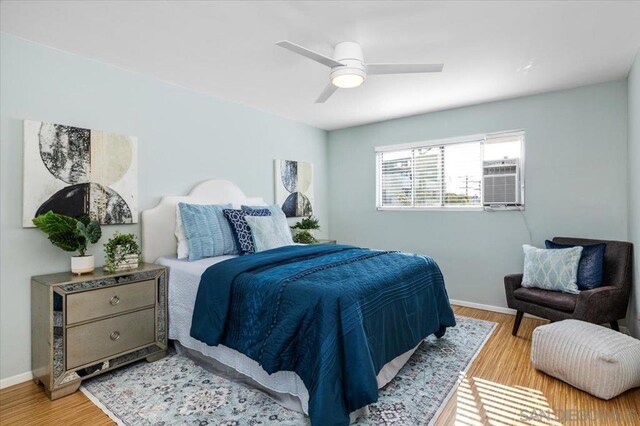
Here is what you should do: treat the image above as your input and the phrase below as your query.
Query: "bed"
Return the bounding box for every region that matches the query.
[142,180,455,425]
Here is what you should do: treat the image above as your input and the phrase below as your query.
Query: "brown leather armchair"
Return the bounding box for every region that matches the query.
[505,237,633,336]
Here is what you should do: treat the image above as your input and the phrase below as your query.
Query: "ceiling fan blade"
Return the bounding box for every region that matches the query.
[366,63,444,75]
[276,40,344,68]
[315,83,338,103]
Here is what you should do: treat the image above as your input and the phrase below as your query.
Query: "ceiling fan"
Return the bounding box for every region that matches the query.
[276,40,444,103]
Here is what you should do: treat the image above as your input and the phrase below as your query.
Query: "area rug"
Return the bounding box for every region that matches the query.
[81,315,496,425]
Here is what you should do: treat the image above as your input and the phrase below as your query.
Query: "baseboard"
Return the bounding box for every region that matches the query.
[450,299,541,319]
[450,299,634,332]
[0,371,33,389]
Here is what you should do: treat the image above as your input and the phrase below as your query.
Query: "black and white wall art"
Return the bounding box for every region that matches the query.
[23,120,138,227]
[274,159,314,218]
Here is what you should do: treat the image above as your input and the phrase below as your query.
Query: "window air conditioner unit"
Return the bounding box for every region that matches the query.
[483,158,521,207]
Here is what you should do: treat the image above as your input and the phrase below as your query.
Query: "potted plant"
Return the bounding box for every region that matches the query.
[292,230,318,244]
[291,216,321,239]
[32,211,102,275]
[104,232,141,273]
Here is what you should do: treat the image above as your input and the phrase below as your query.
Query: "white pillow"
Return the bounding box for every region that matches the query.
[175,204,189,259]
[245,211,293,252]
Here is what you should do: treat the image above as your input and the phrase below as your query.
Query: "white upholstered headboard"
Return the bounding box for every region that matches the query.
[141,180,265,262]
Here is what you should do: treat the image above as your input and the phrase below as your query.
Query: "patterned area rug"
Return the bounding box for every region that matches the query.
[82,315,496,425]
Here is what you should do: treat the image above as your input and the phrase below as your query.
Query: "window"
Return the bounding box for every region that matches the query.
[376,131,525,210]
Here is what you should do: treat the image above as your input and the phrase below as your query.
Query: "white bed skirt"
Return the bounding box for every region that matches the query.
[171,332,418,417]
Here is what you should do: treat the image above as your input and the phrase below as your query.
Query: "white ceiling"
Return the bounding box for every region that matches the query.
[2,1,640,130]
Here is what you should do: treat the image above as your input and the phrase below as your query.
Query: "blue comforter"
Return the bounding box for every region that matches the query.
[190,244,455,425]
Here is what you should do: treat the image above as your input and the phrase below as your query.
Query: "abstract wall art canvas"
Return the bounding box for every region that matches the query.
[23,120,138,227]
[274,159,314,218]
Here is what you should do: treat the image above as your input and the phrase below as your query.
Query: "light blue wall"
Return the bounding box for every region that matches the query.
[0,35,328,381]
[1,33,635,383]
[328,81,629,309]
[628,51,640,338]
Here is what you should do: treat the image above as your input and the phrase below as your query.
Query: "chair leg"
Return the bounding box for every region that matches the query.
[513,311,524,336]
[610,320,619,332]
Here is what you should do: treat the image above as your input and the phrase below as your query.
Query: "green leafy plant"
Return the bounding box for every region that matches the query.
[290,216,320,230]
[32,211,102,256]
[292,230,318,244]
[104,232,141,273]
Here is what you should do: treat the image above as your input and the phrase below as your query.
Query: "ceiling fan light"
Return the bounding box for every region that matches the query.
[332,73,364,88]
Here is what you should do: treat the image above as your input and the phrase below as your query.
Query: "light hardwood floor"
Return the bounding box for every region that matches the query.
[1,306,638,425]
[438,307,639,426]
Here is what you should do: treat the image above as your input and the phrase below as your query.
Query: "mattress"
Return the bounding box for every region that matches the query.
[157,254,419,416]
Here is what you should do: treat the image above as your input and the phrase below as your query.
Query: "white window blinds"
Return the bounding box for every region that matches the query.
[377,140,482,208]
[376,131,525,210]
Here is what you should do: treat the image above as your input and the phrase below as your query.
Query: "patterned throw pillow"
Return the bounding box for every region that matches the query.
[522,245,583,294]
[245,212,293,252]
[223,208,271,254]
[544,240,606,290]
[178,203,237,261]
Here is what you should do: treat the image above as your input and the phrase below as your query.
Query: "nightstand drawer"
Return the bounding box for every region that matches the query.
[66,279,156,324]
[66,308,155,369]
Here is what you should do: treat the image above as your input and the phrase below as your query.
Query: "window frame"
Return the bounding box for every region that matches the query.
[375,130,525,212]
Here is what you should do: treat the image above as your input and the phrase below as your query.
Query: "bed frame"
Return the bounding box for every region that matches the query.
[141,180,266,262]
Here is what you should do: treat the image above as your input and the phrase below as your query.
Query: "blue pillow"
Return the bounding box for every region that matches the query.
[223,208,271,254]
[544,240,606,290]
[178,203,237,261]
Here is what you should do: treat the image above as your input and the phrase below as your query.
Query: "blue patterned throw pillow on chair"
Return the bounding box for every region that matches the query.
[544,240,606,290]
[223,208,271,254]
[522,245,583,294]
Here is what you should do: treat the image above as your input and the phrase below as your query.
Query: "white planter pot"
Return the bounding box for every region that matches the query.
[71,255,95,275]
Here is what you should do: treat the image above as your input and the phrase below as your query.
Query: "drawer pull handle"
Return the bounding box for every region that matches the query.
[110,331,121,341]
[110,296,120,306]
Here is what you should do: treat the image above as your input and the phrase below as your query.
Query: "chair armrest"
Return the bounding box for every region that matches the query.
[574,285,627,321]
[577,285,625,305]
[504,274,523,308]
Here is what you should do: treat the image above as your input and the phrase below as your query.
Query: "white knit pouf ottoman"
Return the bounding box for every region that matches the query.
[531,319,640,399]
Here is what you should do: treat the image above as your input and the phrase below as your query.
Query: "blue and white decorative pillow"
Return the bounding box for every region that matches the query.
[245,210,293,252]
[522,244,583,294]
[223,208,271,254]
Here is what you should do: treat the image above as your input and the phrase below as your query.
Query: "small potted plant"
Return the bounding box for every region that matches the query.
[104,232,141,273]
[290,216,321,239]
[291,216,321,244]
[32,211,102,275]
